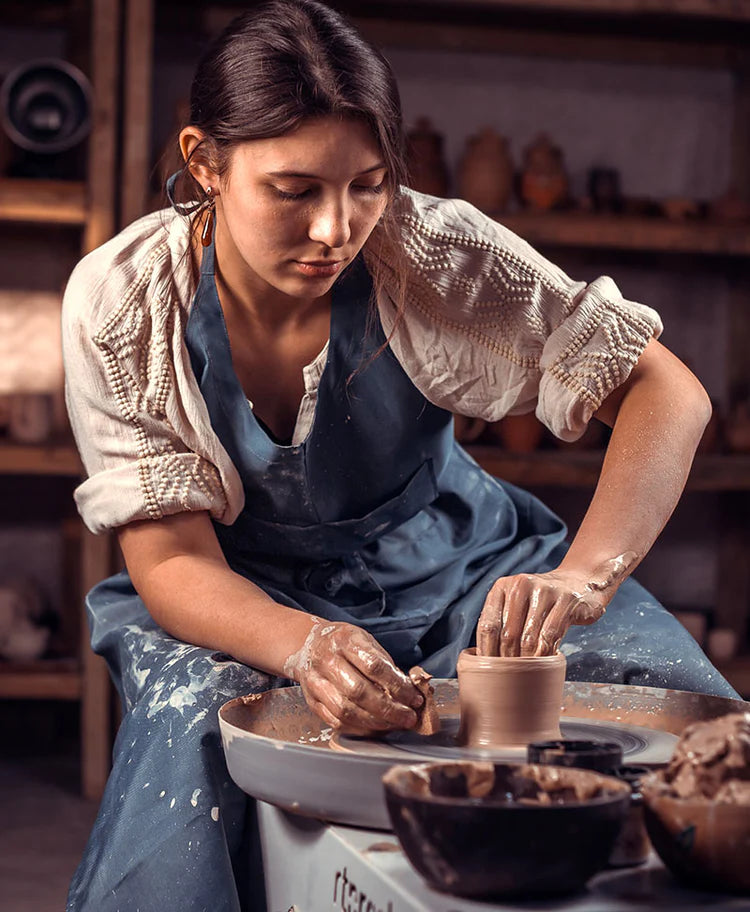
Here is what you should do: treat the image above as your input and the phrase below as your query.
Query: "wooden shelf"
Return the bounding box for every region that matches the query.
[467,447,750,491]
[0,443,82,476]
[0,179,87,226]
[0,658,82,700]
[493,212,750,257]
[389,0,750,23]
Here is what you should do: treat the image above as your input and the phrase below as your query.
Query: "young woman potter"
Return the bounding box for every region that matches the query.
[62,2,738,908]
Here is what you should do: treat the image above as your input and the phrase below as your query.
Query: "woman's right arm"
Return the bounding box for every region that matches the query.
[118,510,422,732]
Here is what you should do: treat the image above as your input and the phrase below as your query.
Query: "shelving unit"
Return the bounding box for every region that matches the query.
[0,179,88,225]
[0,443,82,476]
[468,448,750,493]
[0,0,120,798]
[495,212,750,258]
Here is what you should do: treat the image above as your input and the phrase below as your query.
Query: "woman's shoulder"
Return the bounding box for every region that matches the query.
[369,186,573,299]
[62,208,193,333]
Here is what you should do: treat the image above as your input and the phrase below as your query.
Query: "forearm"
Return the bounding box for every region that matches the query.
[559,341,710,593]
[133,552,317,677]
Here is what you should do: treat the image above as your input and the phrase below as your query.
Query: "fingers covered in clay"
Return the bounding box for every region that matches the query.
[478,570,609,658]
[408,666,441,735]
[284,621,423,734]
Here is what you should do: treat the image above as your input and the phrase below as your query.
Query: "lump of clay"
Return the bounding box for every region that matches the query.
[408,666,441,735]
[643,712,750,804]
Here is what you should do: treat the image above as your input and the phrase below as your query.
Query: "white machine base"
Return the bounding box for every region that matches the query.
[257,801,750,912]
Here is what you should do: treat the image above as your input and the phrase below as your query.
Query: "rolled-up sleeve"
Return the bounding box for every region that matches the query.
[62,242,243,533]
[368,190,663,441]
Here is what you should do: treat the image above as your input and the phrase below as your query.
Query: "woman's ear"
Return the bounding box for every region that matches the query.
[179,126,220,193]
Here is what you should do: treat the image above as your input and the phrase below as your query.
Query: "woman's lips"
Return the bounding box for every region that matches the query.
[293,260,344,278]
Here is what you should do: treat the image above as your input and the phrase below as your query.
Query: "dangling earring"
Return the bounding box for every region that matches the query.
[201,186,216,247]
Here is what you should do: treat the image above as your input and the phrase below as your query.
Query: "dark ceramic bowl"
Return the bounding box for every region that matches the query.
[642,789,750,893]
[382,760,630,899]
[528,739,624,773]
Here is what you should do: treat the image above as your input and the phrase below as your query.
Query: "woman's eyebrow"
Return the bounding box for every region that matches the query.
[266,162,386,178]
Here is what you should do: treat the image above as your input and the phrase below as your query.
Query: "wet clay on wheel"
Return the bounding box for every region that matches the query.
[457,647,566,748]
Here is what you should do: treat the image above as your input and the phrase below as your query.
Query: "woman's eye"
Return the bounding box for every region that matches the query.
[274,187,312,201]
[353,182,386,196]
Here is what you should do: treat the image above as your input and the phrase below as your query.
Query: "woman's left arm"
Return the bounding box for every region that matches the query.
[477,338,711,657]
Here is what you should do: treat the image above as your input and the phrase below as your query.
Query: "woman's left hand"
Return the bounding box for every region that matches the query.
[477,569,609,657]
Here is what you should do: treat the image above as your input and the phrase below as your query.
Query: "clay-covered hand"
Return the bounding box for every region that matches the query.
[283,621,424,735]
[477,554,637,657]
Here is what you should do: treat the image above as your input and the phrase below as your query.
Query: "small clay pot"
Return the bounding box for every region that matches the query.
[8,393,54,444]
[452,413,486,443]
[406,117,450,198]
[457,127,514,213]
[486,412,545,453]
[457,648,566,748]
[519,134,569,211]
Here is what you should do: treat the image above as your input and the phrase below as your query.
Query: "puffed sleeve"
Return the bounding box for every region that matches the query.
[365,189,663,442]
[62,227,244,533]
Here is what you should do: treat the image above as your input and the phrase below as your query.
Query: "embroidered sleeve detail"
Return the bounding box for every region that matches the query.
[63,227,241,533]
[366,190,662,438]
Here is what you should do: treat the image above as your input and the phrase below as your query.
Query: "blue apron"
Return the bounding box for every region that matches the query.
[68,228,739,912]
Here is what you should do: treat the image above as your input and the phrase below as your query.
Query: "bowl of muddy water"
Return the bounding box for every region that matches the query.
[641,787,750,893]
[382,760,630,899]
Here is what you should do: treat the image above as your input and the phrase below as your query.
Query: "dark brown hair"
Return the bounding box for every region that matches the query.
[171,0,410,338]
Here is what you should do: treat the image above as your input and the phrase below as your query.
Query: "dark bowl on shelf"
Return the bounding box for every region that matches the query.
[382,760,630,899]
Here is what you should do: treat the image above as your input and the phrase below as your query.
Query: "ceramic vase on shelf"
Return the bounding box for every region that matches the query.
[696,403,722,454]
[457,127,514,213]
[710,188,750,223]
[406,117,450,198]
[587,167,623,214]
[519,133,569,211]
[486,413,545,453]
[0,578,50,661]
[8,393,54,444]
[725,400,750,453]
[453,414,486,444]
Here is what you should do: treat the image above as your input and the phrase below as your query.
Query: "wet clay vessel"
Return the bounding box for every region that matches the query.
[457,647,566,748]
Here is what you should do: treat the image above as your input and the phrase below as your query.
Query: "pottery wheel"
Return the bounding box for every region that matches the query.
[329,715,676,766]
[219,680,750,831]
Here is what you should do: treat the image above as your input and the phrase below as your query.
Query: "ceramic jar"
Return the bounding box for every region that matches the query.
[453,414,486,444]
[457,647,566,748]
[9,393,54,444]
[406,117,450,198]
[458,128,514,213]
[519,134,569,211]
[485,413,545,453]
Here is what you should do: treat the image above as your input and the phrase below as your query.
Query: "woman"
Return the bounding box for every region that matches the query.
[62,1,738,909]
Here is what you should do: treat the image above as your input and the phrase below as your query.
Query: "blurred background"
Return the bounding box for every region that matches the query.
[1,1,749,907]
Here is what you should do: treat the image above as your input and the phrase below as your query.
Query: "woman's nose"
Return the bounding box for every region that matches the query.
[308,199,352,249]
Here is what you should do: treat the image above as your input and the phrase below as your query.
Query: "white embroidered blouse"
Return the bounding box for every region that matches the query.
[62,187,662,534]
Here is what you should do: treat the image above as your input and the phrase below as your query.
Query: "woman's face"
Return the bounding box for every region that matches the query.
[207,116,390,302]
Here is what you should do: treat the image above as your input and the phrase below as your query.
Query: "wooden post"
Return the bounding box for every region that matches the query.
[83,0,120,254]
[78,0,121,799]
[121,0,154,227]
[80,528,113,800]
[716,59,750,651]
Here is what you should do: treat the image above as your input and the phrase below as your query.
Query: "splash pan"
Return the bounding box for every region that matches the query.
[218,680,748,830]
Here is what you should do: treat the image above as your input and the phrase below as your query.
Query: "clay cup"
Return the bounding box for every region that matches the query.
[457,647,566,748]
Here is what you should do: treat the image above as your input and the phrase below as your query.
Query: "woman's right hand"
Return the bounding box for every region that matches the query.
[283,621,424,735]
